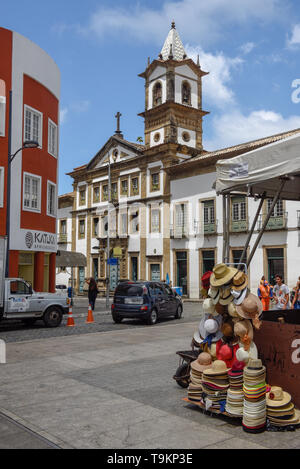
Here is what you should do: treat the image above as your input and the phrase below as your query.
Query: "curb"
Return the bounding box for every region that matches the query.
[0,407,73,449]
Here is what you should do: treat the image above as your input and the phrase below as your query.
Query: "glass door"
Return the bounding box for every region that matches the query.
[176,251,187,295]
[267,248,284,285]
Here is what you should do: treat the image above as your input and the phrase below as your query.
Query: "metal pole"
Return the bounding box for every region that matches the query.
[238,192,266,268]
[106,157,111,310]
[226,195,230,263]
[222,195,227,263]
[247,180,286,267]
[5,90,12,278]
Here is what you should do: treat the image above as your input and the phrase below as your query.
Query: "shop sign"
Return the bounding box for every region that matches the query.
[21,230,57,252]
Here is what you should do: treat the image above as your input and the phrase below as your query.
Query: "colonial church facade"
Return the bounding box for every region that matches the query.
[57,24,300,297]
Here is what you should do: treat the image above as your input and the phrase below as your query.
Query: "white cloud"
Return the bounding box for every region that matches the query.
[287,23,300,48]
[204,109,300,150]
[71,100,90,113]
[85,0,287,47]
[240,42,255,55]
[186,45,243,109]
[60,107,68,124]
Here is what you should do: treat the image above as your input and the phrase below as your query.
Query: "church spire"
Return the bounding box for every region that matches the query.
[159,22,187,61]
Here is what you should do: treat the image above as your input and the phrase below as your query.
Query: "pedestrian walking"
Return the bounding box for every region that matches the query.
[257,276,272,311]
[273,274,290,310]
[292,278,300,310]
[87,277,98,311]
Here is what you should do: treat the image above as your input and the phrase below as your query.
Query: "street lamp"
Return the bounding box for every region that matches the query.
[5,123,39,276]
[106,149,118,309]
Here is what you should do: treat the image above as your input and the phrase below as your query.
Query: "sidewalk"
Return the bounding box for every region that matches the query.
[1,321,299,449]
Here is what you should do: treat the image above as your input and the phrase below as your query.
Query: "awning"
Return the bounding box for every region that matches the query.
[56,250,87,268]
[215,132,300,200]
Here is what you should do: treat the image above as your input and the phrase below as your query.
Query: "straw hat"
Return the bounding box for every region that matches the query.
[228,302,239,318]
[236,341,258,363]
[231,271,248,291]
[266,386,292,408]
[234,319,254,341]
[191,352,213,373]
[203,298,217,316]
[244,358,266,375]
[210,263,238,288]
[219,287,234,305]
[208,287,220,305]
[231,287,248,306]
[236,293,263,319]
[203,360,230,376]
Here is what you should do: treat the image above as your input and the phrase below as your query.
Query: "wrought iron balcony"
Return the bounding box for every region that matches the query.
[257,212,288,231]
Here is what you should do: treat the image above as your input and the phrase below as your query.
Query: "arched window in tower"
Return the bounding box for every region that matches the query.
[153,81,162,107]
[182,81,191,106]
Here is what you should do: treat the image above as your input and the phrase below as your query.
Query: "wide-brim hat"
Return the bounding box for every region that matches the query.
[203,359,230,376]
[232,271,248,291]
[191,352,213,373]
[236,293,263,319]
[198,314,223,343]
[210,263,238,288]
[232,287,248,306]
[203,298,217,315]
[219,287,234,305]
[266,386,292,408]
[268,409,300,425]
[244,358,266,375]
[208,287,220,305]
[234,319,254,341]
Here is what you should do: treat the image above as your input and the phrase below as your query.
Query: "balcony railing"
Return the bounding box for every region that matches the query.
[170,224,189,238]
[230,219,248,233]
[257,212,288,231]
[194,219,218,235]
[58,234,68,243]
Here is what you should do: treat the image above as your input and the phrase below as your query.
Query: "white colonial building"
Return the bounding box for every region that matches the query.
[57,23,300,297]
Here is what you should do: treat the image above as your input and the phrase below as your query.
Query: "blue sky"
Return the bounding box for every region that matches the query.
[2,0,300,194]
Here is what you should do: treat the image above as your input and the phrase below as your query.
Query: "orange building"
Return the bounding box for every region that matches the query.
[0,27,60,292]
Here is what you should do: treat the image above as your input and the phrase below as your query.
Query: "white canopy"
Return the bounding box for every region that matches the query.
[215,132,300,200]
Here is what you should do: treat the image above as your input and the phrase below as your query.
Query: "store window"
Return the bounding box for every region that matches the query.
[24,105,42,148]
[23,173,41,212]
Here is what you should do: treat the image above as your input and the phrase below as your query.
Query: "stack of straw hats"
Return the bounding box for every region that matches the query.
[266,386,300,428]
[188,352,212,402]
[202,360,230,411]
[225,360,245,417]
[242,359,267,433]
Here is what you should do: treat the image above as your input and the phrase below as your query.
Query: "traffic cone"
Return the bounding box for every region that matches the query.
[66,305,75,327]
[86,304,94,324]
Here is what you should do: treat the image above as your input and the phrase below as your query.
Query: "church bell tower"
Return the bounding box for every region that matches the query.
[138,22,209,154]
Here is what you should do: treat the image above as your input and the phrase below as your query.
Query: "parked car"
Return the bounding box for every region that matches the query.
[55,284,68,295]
[111,281,183,325]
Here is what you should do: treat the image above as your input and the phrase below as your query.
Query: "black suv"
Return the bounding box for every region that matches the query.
[111,281,183,325]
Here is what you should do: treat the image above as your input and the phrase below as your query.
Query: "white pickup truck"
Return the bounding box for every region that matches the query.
[0,238,69,328]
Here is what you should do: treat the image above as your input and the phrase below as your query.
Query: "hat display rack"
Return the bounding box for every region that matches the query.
[182,262,300,432]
